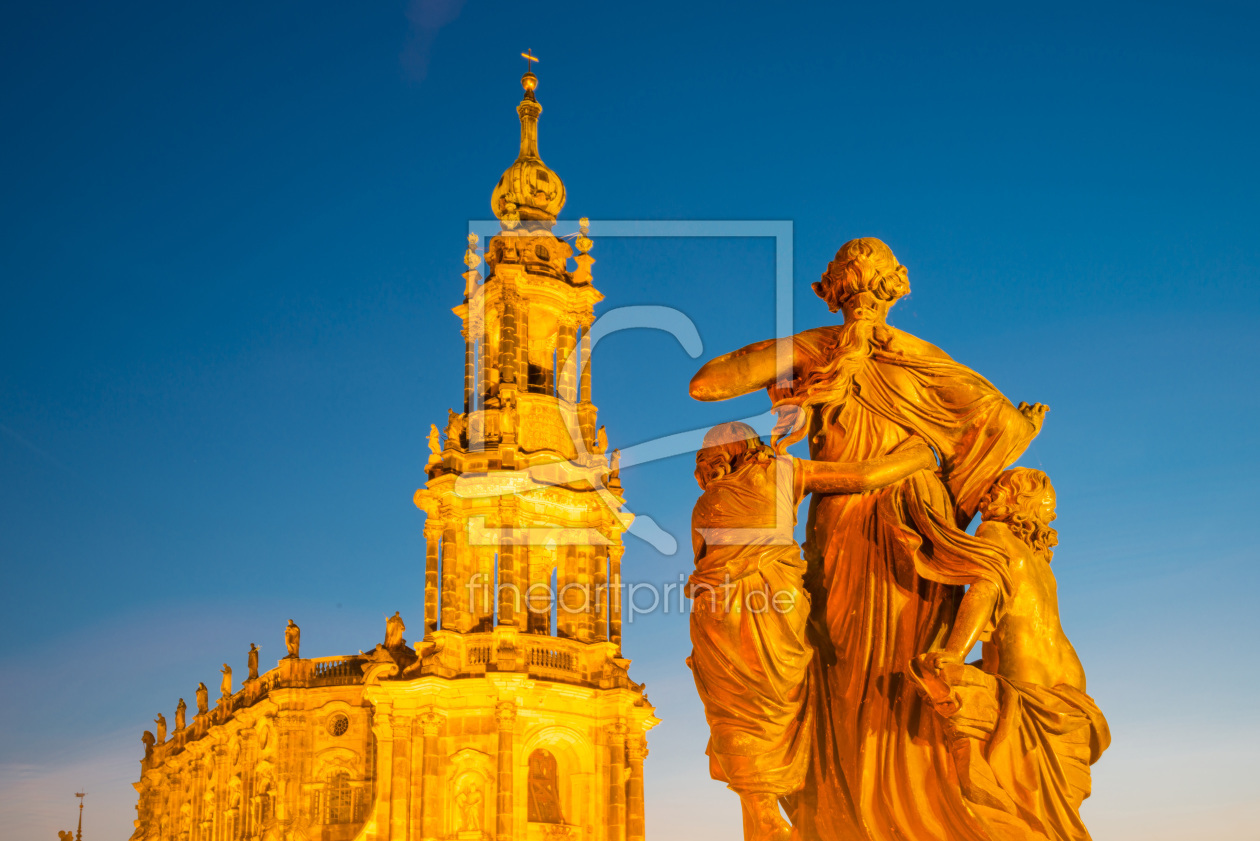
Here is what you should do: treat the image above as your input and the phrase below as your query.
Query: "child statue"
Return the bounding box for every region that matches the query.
[912,468,1110,841]
[689,421,936,841]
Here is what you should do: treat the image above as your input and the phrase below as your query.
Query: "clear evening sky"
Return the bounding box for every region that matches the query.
[1,2,1257,838]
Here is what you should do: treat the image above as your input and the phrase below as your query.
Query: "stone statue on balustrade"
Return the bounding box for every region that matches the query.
[285,619,300,658]
[219,664,232,698]
[141,730,155,760]
[175,698,186,731]
[195,682,208,715]
[385,611,406,650]
[689,238,1108,841]
[247,643,259,680]
[153,713,166,744]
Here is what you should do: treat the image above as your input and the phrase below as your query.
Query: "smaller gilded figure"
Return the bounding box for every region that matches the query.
[285,619,300,658]
[247,643,259,680]
[594,425,608,454]
[427,424,443,466]
[195,682,209,715]
[912,468,1110,840]
[175,698,186,731]
[689,421,936,841]
[447,408,467,447]
[153,713,167,744]
[607,448,621,489]
[385,611,406,650]
[527,749,564,824]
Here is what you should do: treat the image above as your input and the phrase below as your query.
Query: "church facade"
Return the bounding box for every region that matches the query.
[130,67,657,841]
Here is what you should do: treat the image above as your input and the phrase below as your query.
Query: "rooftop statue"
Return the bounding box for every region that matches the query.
[690,238,1107,841]
[285,619,300,658]
[385,611,406,650]
[195,682,208,715]
[153,713,166,744]
[175,698,186,731]
[219,664,232,699]
[247,643,259,680]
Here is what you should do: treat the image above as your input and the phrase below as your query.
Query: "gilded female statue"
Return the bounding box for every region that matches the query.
[691,238,1048,841]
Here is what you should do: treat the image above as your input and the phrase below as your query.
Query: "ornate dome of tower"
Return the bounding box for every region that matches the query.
[491,70,566,225]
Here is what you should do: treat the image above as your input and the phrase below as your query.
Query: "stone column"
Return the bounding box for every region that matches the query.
[543,326,557,396]
[440,524,458,632]
[518,302,531,392]
[453,519,473,633]
[370,706,394,841]
[593,550,608,643]
[424,523,441,637]
[575,544,594,643]
[627,735,647,841]
[497,526,518,630]
[418,710,443,841]
[604,723,627,841]
[463,326,474,415]
[500,286,519,386]
[557,319,578,404]
[479,332,492,406]
[213,745,228,841]
[495,702,516,841]
[609,546,624,656]
[390,715,413,841]
[557,544,578,639]
[579,323,592,404]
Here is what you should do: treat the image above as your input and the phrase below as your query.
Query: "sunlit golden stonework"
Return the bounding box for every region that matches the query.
[131,67,656,841]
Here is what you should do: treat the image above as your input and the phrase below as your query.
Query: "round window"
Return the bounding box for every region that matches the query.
[327,713,350,737]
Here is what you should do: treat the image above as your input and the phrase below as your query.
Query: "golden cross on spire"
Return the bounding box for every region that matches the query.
[521,49,540,71]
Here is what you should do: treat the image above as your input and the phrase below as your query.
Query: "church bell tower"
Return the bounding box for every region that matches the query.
[399,64,658,841]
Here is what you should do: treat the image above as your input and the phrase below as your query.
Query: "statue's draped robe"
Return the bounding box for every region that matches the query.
[915,664,1110,841]
[688,455,814,796]
[780,324,1037,841]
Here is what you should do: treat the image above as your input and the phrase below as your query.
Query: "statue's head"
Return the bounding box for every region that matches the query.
[695,422,771,489]
[979,468,1059,559]
[813,238,909,321]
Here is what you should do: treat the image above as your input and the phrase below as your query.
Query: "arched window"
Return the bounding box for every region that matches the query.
[327,772,353,825]
[527,749,563,824]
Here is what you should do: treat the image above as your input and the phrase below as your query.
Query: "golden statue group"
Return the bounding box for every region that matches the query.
[125,58,1106,841]
[687,238,1109,841]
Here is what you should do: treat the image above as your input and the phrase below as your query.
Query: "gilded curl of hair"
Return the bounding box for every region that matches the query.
[817,237,911,308]
[695,421,774,490]
[978,468,1059,560]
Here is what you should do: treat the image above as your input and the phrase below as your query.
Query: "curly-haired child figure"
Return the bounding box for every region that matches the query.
[689,421,936,841]
[913,468,1110,841]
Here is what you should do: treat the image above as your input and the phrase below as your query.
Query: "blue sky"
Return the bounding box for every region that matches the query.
[2,1,1258,838]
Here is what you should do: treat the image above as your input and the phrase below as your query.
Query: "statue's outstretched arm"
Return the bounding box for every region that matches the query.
[801,440,936,494]
[689,338,791,401]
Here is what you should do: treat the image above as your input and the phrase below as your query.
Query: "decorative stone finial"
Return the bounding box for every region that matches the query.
[576,217,593,255]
